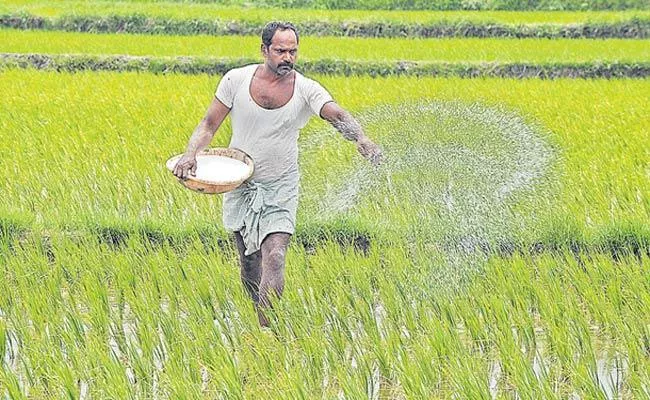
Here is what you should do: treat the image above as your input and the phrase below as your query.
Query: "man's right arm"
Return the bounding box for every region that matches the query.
[173,98,230,179]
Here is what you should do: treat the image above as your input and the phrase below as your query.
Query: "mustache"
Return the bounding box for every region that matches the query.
[278,62,294,69]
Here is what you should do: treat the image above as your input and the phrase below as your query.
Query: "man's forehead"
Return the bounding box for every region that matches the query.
[270,30,298,46]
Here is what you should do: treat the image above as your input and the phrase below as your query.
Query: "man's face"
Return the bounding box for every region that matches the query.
[262,29,298,76]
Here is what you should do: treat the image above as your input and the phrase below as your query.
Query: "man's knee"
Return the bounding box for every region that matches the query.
[262,238,285,261]
[266,247,287,266]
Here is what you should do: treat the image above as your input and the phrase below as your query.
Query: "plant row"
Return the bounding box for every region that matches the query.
[3,1,649,24]
[2,54,649,79]
[2,233,649,398]
[40,0,650,11]
[2,13,649,38]
[6,30,647,64]
[2,214,648,262]
[1,71,647,262]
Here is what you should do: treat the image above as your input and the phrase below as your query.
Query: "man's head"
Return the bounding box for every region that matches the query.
[261,21,299,76]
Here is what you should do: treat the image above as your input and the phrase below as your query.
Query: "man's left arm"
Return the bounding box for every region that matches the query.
[320,102,383,166]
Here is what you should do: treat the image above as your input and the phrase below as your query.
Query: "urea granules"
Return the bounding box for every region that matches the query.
[193,155,249,182]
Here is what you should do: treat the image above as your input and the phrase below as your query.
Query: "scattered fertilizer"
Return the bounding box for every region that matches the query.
[302,101,555,235]
[300,100,557,291]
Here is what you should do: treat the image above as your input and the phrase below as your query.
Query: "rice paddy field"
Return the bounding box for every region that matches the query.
[1,0,649,399]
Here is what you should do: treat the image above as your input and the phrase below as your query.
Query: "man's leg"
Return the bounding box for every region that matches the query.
[233,231,262,304]
[257,232,291,327]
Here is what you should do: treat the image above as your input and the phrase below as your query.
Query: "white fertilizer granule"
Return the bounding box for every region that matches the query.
[188,155,250,182]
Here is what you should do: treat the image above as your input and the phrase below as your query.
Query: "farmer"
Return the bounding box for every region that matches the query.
[173,21,382,326]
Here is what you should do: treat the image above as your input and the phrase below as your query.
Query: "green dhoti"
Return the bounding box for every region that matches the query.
[222,171,299,256]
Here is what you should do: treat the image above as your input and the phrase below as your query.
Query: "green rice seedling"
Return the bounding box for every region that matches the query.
[2,29,649,63]
[475,252,650,397]
[3,232,650,397]
[1,70,648,253]
[0,369,25,400]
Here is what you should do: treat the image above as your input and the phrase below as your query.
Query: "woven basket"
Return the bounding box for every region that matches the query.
[166,148,254,194]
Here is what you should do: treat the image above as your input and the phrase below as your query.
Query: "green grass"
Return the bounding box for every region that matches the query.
[2,0,649,24]
[1,234,648,397]
[0,69,647,249]
[2,29,649,63]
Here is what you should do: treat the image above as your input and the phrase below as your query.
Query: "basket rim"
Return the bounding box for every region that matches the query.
[166,147,254,186]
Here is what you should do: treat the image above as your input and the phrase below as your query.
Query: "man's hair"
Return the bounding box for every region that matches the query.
[261,21,299,48]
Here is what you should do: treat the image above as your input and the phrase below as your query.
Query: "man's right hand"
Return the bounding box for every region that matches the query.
[173,154,197,180]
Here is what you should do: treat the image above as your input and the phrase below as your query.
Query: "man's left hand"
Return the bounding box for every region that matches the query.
[356,136,383,167]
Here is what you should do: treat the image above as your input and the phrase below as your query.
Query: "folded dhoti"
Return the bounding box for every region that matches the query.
[222,171,299,255]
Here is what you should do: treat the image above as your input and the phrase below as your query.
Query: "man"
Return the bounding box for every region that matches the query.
[173,21,382,327]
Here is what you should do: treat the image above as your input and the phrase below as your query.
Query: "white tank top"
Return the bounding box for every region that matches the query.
[215,64,333,182]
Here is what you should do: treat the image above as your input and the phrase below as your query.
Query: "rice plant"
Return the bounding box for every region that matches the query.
[1,0,648,24]
[2,29,648,63]
[1,70,647,250]
[1,234,648,398]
